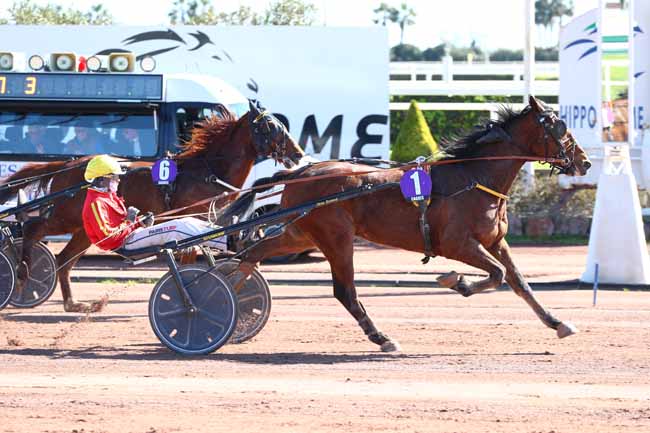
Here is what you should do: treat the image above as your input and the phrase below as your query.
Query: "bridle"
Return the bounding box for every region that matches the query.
[536,108,577,174]
[250,110,291,166]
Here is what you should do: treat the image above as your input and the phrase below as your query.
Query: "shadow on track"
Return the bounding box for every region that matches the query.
[0,345,555,363]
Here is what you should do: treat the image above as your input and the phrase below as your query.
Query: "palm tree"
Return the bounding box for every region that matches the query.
[373,2,397,26]
[395,3,416,45]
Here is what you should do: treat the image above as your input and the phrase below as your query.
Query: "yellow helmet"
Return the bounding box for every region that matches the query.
[84,155,125,182]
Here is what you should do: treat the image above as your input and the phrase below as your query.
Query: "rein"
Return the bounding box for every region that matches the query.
[154,154,561,218]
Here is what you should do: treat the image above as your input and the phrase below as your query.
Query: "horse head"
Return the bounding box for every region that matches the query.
[523,95,592,176]
[248,99,304,168]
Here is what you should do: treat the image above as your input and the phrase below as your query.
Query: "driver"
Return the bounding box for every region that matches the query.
[81,155,227,252]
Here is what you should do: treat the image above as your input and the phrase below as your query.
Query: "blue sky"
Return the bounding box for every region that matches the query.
[0,0,602,50]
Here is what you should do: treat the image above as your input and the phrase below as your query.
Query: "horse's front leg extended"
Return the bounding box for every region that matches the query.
[488,238,577,338]
[437,238,506,297]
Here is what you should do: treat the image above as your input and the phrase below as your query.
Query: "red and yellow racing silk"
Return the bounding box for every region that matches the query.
[82,188,139,250]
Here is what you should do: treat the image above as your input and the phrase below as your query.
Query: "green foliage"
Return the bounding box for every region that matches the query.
[390,45,558,62]
[508,174,595,218]
[421,44,446,61]
[390,44,422,61]
[391,100,438,162]
[373,2,416,44]
[373,2,398,26]
[535,0,573,28]
[0,0,113,24]
[169,0,317,25]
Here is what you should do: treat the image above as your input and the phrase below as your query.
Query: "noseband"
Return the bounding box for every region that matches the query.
[250,110,290,165]
[536,109,577,174]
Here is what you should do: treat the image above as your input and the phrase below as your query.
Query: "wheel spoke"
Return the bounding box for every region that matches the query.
[157,307,187,318]
[197,308,228,330]
[26,277,48,291]
[237,293,264,305]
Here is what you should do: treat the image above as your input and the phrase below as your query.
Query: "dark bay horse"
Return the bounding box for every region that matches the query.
[0,101,303,312]
[225,96,592,352]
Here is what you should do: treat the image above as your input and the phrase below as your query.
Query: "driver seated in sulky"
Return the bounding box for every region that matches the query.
[81,155,227,252]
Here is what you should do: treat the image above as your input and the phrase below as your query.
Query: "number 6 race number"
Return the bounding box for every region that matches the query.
[152,159,177,185]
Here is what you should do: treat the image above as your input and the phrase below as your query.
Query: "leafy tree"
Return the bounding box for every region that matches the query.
[169,0,317,25]
[0,0,113,24]
[373,2,398,26]
[421,44,446,61]
[263,0,317,25]
[390,44,422,61]
[391,100,438,162]
[395,3,416,45]
[535,0,573,29]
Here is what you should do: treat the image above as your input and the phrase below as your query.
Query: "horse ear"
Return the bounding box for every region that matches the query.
[248,99,260,116]
[529,95,543,113]
[476,126,512,145]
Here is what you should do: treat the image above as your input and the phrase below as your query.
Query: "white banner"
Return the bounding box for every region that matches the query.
[559,9,601,146]
[634,0,650,144]
[0,25,389,160]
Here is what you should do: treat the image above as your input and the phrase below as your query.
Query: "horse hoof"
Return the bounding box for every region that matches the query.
[437,271,459,288]
[90,295,109,313]
[380,340,401,352]
[557,322,578,339]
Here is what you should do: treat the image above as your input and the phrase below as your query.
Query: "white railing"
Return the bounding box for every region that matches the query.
[389,58,626,110]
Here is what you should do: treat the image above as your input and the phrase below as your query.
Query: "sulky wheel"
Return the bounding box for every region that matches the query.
[2,239,58,308]
[214,258,272,344]
[0,250,15,310]
[148,265,238,355]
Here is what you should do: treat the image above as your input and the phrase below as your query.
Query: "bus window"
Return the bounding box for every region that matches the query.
[0,109,158,158]
[175,105,233,146]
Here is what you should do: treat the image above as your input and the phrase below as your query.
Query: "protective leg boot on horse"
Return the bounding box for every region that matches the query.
[122,217,227,251]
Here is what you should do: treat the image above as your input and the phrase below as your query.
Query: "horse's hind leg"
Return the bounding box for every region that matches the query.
[57,230,105,313]
[15,219,49,293]
[302,216,400,352]
[488,238,577,338]
[437,238,506,297]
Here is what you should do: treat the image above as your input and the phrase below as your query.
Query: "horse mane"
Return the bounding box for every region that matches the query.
[439,105,530,160]
[176,105,241,160]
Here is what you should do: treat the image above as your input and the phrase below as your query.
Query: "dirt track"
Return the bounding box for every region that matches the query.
[1,261,649,433]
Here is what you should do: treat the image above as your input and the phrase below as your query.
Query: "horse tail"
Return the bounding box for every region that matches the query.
[0,160,75,204]
[218,169,299,225]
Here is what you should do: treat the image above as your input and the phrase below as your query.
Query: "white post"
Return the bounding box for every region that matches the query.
[629,0,637,146]
[523,0,536,186]
[523,0,535,103]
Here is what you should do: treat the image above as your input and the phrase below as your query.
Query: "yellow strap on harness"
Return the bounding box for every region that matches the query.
[253,110,269,123]
[475,183,509,200]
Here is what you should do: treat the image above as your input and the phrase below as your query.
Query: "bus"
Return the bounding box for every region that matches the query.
[0,51,248,178]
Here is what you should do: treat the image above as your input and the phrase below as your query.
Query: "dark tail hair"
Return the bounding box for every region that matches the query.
[218,169,300,225]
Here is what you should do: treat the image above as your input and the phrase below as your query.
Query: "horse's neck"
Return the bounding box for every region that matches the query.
[433,142,527,196]
[210,120,256,188]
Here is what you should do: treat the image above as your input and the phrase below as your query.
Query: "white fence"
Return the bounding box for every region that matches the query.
[389,58,627,113]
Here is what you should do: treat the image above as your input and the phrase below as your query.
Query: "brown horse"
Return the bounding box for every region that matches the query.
[0,101,304,312]
[224,96,592,352]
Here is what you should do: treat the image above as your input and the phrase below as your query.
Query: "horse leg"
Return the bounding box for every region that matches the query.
[57,230,106,313]
[488,238,577,338]
[15,219,48,294]
[437,238,506,297]
[303,217,400,352]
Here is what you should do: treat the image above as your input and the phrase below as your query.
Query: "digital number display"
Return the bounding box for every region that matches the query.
[0,73,163,101]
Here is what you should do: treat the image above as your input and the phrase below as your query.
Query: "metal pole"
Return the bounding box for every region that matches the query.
[523,0,536,186]
[629,0,637,147]
[593,263,599,306]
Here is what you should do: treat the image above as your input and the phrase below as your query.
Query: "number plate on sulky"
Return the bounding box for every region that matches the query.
[151,159,177,185]
[399,168,432,202]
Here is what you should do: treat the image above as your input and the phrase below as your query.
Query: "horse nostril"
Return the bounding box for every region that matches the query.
[583,160,592,170]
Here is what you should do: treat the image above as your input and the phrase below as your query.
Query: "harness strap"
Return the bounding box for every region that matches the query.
[417,200,435,264]
[475,183,509,200]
